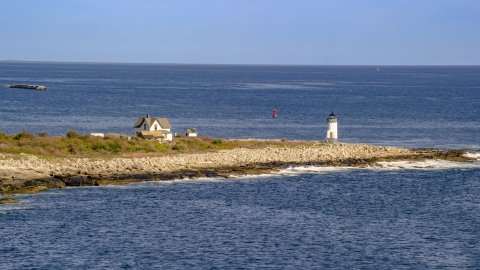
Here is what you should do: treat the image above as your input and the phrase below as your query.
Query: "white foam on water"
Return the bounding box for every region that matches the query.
[0,203,35,212]
[274,159,480,176]
[171,177,226,183]
[376,159,480,170]
[463,151,480,160]
[278,165,358,176]
[226,173,281,180]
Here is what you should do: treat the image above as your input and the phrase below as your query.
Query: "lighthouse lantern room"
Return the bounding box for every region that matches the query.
[326,112,338,144]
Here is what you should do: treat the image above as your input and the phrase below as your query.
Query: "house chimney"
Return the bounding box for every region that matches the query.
[146,114,150,118]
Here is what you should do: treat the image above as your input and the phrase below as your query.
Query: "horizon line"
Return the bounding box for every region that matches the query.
[0,59,479,67]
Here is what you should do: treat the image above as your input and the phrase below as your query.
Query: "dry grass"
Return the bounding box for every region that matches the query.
[0,131,320,158]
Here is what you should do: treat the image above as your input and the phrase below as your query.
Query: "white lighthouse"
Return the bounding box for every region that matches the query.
[326,112,338,144]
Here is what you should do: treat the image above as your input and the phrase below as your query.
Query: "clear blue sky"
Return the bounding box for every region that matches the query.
[1,0,479,65]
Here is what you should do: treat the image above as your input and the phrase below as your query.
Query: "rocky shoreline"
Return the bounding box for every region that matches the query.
[0,143,476,202]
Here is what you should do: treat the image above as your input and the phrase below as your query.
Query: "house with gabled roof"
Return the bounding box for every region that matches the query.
[133,114,173,141]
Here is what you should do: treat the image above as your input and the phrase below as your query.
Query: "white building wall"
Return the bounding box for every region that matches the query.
[326,122,338,139]
[150,120,171,132]
[149,121,156,131]
[326,120,338,144]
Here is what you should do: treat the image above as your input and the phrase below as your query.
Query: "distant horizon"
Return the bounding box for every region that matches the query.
[1,59,479,67]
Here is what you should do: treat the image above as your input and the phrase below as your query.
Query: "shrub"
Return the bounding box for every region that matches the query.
[13,131,35,140]
[172,141,185,150]
[66,130,81,138]
[91,142,106,151]
[67,144,78,154]
[213,139,223,144]
[188,139,210,150]
[38,131,48,137]
[106,142,122,154]
[154,143,171,151]
[7,149,33,154]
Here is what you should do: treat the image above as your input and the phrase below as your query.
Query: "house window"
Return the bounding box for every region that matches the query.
[155,124,158,130]
[144,124,147,130]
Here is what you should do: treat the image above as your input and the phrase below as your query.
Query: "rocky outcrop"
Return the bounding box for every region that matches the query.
[0,143,475,196]
[0,197,20,204]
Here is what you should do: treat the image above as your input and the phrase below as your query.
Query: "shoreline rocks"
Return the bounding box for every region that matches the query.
[0,197,20,204]
[0,143,476,200]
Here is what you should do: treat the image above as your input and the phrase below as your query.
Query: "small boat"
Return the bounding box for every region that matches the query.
[5,84,48,91]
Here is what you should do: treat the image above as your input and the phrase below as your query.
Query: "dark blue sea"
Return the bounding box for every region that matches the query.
[1,62,480,269]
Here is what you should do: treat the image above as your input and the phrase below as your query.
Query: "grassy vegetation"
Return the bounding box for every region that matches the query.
[0,131,318,158]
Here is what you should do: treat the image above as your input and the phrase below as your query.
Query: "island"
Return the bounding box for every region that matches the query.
[0,130,475,202]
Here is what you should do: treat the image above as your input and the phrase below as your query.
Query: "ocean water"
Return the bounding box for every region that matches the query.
[1,62,479,148]
[1,62,480,269]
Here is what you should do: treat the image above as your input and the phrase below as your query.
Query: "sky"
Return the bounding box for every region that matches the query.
[1,0,479,65]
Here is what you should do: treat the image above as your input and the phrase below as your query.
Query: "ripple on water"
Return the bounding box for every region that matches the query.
[1,168,479,269]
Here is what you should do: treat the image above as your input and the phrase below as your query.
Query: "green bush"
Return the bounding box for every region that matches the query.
[13,131,35,140]
[67,144,78,154]
[91,142,106,151]
[172,141,185,150]
[66,130,80,138]
[212,139,223,144]
[6,149,33,154]
[154,143,171,151]
[106,142,122,154]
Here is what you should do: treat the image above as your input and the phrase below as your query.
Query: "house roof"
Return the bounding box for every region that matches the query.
[139,130,165,139]
[133,117,172,129]
[184,128,197,133]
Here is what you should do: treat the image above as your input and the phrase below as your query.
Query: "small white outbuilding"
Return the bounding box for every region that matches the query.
[184,128,198,137]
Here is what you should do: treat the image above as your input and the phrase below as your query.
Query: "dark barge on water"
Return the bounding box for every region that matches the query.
[5,84,48,91]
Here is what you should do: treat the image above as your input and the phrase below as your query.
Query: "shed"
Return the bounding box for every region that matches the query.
[184,128,198,137]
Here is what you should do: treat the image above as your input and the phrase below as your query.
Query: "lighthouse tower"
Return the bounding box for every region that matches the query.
[326,112,338,144]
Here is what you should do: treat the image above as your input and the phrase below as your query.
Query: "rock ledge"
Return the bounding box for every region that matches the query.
[0,143,475,197]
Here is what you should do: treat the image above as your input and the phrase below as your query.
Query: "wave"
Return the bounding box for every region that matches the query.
[0,204,35,213]
[376,159,480,170]
[463,151,480,160]
[278,166,357,175]
[273,159,480,177]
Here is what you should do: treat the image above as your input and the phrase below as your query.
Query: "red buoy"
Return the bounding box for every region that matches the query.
[273,109,277,118]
